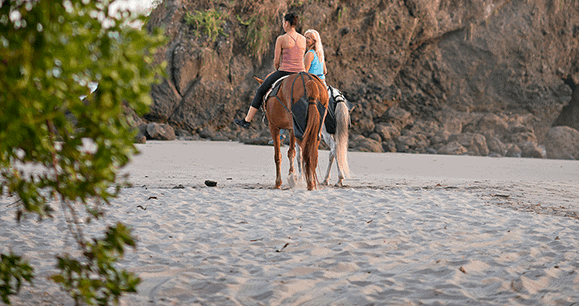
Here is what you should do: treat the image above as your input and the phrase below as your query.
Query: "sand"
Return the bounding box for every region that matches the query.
[1,140,578,305]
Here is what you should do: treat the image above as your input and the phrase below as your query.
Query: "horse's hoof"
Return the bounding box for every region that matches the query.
[288,175,297,189]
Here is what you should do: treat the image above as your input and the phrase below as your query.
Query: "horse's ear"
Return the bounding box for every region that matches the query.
[253,76,263,84]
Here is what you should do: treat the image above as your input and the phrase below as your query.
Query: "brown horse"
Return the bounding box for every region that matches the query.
[255,72,329,190]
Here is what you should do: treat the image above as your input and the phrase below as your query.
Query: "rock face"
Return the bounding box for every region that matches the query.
[143,0,579,159]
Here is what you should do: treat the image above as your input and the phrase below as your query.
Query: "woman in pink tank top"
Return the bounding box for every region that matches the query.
[234,13,306,128]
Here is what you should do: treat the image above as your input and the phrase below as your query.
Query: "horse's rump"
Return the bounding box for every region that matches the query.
[324,86,354,135]
[268,73,327,140]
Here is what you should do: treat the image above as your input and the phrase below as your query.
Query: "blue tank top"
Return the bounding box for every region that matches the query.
[307,50,325,80]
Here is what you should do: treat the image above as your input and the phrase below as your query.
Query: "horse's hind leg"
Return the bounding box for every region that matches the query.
[287,130,298,188]
[295,139,304,181]
[288,131,296,175]
[333,142,345,187]
[321,126,335,186]
[269,125,283,189]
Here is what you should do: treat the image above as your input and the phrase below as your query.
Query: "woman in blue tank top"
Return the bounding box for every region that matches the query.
[304,29,327,86]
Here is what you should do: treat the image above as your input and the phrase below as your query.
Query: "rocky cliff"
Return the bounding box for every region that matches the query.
[141,0,579,159]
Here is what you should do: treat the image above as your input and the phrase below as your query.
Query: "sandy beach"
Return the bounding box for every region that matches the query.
[2,140,579,305]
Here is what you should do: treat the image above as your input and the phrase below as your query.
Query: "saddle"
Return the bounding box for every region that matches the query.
[323,86,355,134]
[265,76,289,101]
[261,76,288,126]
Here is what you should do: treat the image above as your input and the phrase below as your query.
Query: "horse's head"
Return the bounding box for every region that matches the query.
[253,76,264,85]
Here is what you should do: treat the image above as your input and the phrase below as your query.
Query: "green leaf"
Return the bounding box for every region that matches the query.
[50,275,65,284]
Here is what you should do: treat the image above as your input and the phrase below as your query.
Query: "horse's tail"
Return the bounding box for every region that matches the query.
[334,101,351,178]
[302,79,321,190]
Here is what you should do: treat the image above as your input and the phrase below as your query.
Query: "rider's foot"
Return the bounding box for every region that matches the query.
[234,118,251,128]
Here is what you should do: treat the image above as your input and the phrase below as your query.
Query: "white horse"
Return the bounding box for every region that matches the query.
[320,86,352,186]
[294,86,352,187]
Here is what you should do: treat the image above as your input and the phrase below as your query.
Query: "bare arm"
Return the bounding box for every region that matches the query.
[304,51,314,73]
[323,60,327,75]
[273,36,283,70]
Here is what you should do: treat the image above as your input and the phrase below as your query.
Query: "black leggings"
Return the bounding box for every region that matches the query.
[250,70,294,109]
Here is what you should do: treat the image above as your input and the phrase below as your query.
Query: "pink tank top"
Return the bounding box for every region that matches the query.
[279,35,305,73]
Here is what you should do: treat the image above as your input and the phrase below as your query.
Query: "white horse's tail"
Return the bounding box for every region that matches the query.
[334,101,351,178]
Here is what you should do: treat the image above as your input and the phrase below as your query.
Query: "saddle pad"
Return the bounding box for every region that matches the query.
[291,96,326,140]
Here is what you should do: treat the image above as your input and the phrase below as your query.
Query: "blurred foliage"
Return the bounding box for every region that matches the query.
[0,0,167,304]
[0,253,34,305]
[51,223,140,305]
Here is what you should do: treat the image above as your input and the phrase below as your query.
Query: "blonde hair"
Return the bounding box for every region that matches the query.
[304,29,325,67]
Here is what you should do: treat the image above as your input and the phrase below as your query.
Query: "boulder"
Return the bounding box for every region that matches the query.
[136,123,148,141]
[134,135,146,144]
[505,125,537,144]
[520,142,546,159]
[506,144,522,158]
[474,113,509,138]
[542,126,579,160]
[448,133,489,156]
[350,106,375,135]
[472,134,489,156]
[374,122,401,142]
[486,136,506,156]
[146,123,176,140]
[434,109,464,135]
[438,142,468,155]
[396,135,417,152]
[382,140,397,152]
[368,133,382,142]
[377,106,413,130]
[430,130,450,146]
[350,135,383,152]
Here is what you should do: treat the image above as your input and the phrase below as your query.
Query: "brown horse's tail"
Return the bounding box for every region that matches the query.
[302,79,321,190]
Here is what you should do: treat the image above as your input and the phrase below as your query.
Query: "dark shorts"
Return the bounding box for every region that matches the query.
[250,70,294,109]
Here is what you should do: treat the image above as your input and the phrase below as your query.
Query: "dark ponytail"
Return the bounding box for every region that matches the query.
[284,12,299,27]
